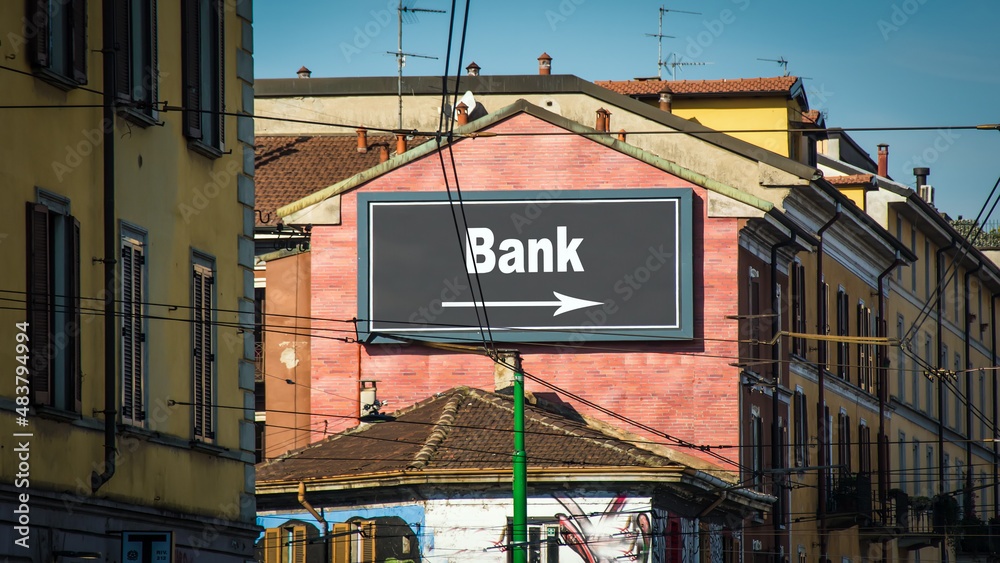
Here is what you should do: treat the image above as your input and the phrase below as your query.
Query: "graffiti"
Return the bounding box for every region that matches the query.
[555,494,652,563]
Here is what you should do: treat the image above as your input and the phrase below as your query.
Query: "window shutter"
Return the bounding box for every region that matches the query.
[331,523,352,563]
[26,203,52,405]
[193,264,213,439]
[27,0,51,68]
[71,0,88,84]
[359,521,376,563]
[122,241,145,422]
[113,0,131,101]
[262,528,281,563]
[71,217,82,412]
[291,526,306,563]
[181,0,202,138]
[149,0,158,110]
[217,0,225,147]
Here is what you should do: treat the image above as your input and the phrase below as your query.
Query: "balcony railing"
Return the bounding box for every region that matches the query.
[827,472,873,529]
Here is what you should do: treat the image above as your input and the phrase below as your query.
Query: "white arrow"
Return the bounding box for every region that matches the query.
[441,291,604,317]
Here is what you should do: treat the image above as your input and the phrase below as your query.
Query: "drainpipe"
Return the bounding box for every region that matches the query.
[816,203,842,563]
[771,234,797,541]
[964,263,982,516]
[877,253,904,510]
[299,482,329,563]
[992,293,999,516]
[92,0,118,493]
[936,241,956,496]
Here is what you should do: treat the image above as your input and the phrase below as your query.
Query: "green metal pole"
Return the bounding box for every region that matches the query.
[513,358,527,563]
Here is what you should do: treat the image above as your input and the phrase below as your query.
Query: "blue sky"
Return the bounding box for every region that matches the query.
[255,0,1000,223]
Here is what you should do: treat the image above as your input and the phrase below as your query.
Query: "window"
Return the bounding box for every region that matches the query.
[121,224,147,425]
[750,407,764,491]
[858,421,871,476]
[941,345,949,425]
[898,431,907,493]
[954,266,960,323]
[27,0,88,86]
[912,330,920,408]
[114,0,158,119]
[820,281,829,364]
[897,315,905,401]
[912,439,921,496]
[957,460,964,512]
[955,354,962,433]
[825,406,833,490]
[857,301,874,393]
[836,288,849,380]
[791,262,807,356]
[25,195,81,412]
[192,253,215,440]
[506,521,560,563]
[927,446,934,495]
[911,228,917,292]
[896,214,903,281]
[182,0,225,151]
[924,334,933,413]
[943,453,950,492]
[794,387,808,468]
[924,240,931,299]
[837,410,851,474]
[980,371,986,440]
[981,471,989,519]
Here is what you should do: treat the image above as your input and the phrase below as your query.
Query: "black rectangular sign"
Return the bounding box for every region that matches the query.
[357,189,692,343]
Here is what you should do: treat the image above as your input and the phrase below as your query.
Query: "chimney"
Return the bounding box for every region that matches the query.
[456,101,469,125]
[537,52,552,75]
[378,144,389,163]
[659,85,673,113]
[465,61,480,76]
[877,144,889,177]
[297,66,311,79]
[595,108,610,132]
[356,127,368,153]
[914,167,929,189]
[493,352,521,394]
[617,129,626,142]
[395,133,407,155]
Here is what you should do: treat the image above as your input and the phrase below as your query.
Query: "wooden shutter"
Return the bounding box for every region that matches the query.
[262,528,282,563]
[27,0,51,68]
[181,0,202,138]
[121,239,145,422]
[26,203,51,405]
[71,0,88,83]
[291,526,306,563]
[331,523,352,563]
[71,217,82,412]
[359,521,376,563]
[193,263,213,439]
[113,0,131,100]
[149,0,158,109]
[216,0,225,147]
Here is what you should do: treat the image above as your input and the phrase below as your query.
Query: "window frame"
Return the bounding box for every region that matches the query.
[113,0,159,124]
[181,0,226,157]
[25,191,82,413]
[191,250,216,441]
[120,222,148,426]
[27,0,88,88]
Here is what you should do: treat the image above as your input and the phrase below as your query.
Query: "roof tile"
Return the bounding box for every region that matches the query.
[594,76,799,97]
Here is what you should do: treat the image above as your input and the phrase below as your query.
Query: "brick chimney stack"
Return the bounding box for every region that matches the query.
[456,101,469,125]
[356,127,368,153]
[297,66,311,79]
[877,144,889,177]
[537,52,552,75]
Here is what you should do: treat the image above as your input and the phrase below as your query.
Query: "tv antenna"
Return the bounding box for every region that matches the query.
[665,53,712,81]
[388,1,445,129]
[645,6,699,80]
[758,57,789,76]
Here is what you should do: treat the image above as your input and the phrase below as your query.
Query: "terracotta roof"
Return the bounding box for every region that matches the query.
[257,386,728,484]
[255,134,395,225]
[825,174,875,186]
[595,76,800,97]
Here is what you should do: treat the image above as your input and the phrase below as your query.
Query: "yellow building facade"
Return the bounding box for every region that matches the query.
[0,0,259,560]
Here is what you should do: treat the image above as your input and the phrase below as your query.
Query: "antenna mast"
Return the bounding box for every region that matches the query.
[645,6,699,80]
[758,57,790,76]
[392,1,445,129]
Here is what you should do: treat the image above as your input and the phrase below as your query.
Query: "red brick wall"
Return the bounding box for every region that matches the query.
[309,113,742,466]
